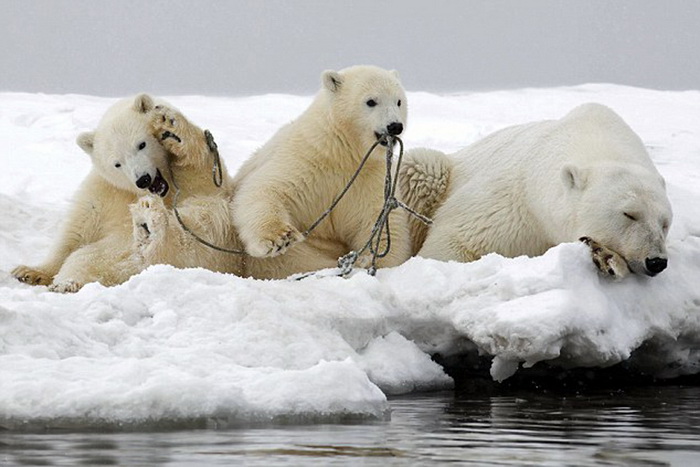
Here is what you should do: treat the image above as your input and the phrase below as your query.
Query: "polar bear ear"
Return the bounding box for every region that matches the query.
[322,70,343,93]
[390,69,401,80]
[133,93,155,113]
[562,164,587,191]
[76,131,95,155]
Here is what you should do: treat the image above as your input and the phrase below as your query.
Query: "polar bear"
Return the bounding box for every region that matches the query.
[129,104,244,276]
[12,94,171,292]
[400,103,673,279]
[232,65,412,279]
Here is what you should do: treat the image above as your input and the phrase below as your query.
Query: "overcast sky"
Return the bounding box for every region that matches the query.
[2,0,698,96]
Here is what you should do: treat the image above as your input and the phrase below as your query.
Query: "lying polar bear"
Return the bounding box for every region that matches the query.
[400,103,672,279]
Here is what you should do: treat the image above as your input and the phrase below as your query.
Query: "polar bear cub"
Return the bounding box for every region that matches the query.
[12,94,171,292]
[401,103,673,279]
[232,65,412,279]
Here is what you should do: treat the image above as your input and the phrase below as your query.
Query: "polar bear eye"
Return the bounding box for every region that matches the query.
[366,99,377,108]
[624,212,638,221]
[397,99,402,107]
[114,162,122,168]
[137,141,147,151]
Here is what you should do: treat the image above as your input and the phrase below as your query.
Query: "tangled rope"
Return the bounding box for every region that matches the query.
[166,129,431,276]
[334,135,432,276]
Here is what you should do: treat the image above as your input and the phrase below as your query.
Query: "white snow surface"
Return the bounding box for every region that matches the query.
[1,86,700,427]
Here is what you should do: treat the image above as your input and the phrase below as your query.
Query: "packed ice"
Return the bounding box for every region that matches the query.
[1,85,699,427]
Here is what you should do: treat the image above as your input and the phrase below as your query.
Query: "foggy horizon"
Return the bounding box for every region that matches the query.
[2,0,699,97]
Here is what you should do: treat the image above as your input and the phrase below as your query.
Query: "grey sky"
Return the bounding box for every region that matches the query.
[2,0,699,96]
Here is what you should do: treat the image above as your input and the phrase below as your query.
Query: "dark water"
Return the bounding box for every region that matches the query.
[2,386,700,466]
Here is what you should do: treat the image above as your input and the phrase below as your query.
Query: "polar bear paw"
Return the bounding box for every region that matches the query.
[151,106,185,155]
[48,280,83,294]
[245,223,304,258]
[12,265,53,286]
[580,237,630,280]
[131,195,169,251]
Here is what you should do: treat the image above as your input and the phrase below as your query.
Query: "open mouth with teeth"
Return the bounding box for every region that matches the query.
[147,169,169,197]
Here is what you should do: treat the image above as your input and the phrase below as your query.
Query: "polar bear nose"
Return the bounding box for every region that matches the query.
[136,173,152,189]
[645,257,668,275]
[386,122,403,136]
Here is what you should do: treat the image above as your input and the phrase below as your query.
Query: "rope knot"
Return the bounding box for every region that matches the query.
[338,251,359,276]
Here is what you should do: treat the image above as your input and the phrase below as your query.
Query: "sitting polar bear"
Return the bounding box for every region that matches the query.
[12,95,172,292]
[232,65,412,279]
[400,103,673,279]
[13,94,243,292]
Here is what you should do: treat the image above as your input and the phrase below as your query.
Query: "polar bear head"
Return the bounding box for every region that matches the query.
[77,94,170,196]
[321,65,407,150]
[564,163,673,276]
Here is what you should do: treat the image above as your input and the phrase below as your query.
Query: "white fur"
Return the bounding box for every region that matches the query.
[232,65,412,279]
[409,103,673,278]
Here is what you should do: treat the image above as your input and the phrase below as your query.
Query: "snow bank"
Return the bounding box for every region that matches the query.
[1,86,699,427]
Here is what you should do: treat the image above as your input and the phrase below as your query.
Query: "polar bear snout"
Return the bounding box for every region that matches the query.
[627,254,668,277]
[386,122,404,136]
[374,123,404,140]
[374,122,404,146]
[135,173,152,189]
[645,257,668,276]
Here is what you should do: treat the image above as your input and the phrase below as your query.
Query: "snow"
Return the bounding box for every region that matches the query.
[1,85,700,428]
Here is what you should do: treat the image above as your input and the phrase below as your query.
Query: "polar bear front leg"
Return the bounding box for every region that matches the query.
[580,237,631,280]
[150,105,211,167]
[232,181,305,258]
[239,215,305,258]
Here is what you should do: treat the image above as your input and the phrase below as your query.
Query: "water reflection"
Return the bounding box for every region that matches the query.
[2,386,699,466]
